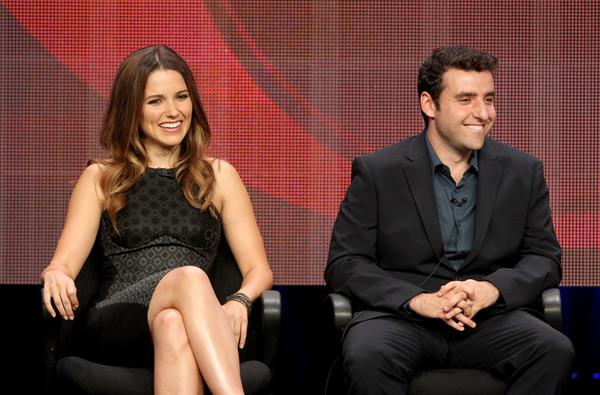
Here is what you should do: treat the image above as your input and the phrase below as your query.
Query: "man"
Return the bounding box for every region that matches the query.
[325,46,574,394]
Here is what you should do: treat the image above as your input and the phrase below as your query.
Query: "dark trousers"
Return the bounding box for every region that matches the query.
[341,309,574,395]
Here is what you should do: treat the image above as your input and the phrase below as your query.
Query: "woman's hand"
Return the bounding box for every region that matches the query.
[40,164,103,321]
[42,267,79,320]
[222,300,249,349]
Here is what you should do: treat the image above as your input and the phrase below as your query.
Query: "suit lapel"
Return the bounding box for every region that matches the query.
[403,133,446,261]
[464,139,502,266]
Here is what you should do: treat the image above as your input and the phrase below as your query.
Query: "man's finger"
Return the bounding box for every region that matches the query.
[459,299,473,317]
[455,313,477,329]
[438,281,459,296]
[444,306,463,320]
[444,317,465,331]
[443,291,467,311]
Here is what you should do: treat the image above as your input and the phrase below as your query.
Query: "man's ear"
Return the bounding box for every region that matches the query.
[420,92,436,119]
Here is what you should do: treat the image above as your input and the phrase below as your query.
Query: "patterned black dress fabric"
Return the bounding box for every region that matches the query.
[84,168,221,365]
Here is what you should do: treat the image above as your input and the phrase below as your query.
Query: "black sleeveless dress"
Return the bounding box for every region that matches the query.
[83,167,221,366]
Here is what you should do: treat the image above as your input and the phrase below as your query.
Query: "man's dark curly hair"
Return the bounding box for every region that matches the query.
[418,46,498,125]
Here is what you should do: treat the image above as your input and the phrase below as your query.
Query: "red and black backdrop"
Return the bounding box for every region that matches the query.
[1,1,598,286]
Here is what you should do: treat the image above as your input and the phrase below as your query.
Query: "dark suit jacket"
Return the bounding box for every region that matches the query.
[325,132,561,317]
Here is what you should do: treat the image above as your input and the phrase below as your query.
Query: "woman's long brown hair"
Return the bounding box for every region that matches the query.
[97,45,215,231]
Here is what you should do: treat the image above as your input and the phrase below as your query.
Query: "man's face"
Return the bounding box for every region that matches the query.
[422,68,496,157]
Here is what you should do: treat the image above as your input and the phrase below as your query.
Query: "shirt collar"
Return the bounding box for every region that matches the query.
[425,130,479,174]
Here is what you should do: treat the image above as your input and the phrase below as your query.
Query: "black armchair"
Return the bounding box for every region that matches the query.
[324,288,562,395]
[42,232,280,395]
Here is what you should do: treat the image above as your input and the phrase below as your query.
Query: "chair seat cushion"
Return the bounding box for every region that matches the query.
[56,356,271,395]
[56,356,153,395]
[239,360,272,395]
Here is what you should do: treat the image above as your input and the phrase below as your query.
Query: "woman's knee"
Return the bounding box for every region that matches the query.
[149,266,217,322]
[157,266,213,299]
[168,266,211,288]
[151,308,189,349]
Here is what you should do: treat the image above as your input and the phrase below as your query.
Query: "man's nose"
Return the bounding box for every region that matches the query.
[472,99,490,120]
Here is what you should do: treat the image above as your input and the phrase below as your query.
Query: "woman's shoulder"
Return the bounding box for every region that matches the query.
[76,161,100,182]
[82,161,105,175]
[78,161,108,201]
[207,157,239,180]
[205,158,246,210]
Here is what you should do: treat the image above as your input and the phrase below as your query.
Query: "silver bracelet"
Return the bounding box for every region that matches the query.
[225,292,252,315]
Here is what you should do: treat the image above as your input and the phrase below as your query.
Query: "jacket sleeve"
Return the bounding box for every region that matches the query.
[325,157,424,312]
[483,160,562,310]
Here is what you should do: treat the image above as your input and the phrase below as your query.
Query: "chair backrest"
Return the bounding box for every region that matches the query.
[211,232,243,303]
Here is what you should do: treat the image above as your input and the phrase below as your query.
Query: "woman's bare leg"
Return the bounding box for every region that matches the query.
[151,308,204,394]
[148,266,243,395]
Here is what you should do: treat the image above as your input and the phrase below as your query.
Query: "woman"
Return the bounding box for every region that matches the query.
[41,45,273,395]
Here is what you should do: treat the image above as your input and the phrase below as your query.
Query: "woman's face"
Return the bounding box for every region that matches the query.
[139,69,193,159]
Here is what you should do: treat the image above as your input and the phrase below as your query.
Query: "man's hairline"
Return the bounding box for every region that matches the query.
[434,67,496,100]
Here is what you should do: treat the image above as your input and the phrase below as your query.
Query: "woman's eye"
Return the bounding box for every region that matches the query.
[147,98,161,105]
[177,93,189,100]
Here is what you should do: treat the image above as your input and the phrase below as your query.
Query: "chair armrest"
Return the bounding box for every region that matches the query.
[323,293,353,352]
[258,290,281,370]
[321,293,354,395]
[325,293,353,333]
[323,290,562,334]
[41,282,95,394]
[41,288,58,394]
[541,288,562,332]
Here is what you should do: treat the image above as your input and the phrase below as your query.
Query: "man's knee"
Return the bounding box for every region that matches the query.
[341,324,417,381]
[542,330,575,371]
[342,336,387,376]
[341,337,408,394]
